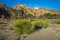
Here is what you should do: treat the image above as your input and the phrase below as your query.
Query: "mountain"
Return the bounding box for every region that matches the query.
[13,4,60,17]
[13,4,49,17]
[0,3,60,19]
[13,4,33,15]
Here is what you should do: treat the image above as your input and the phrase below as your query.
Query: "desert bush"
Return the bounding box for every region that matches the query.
[32,19,49,28]
[13,19,33,34]
[13,19,50,35]
[31,20,43,30]
[42,20,49,28]
[43,13,52,19]
[54,19,60,24]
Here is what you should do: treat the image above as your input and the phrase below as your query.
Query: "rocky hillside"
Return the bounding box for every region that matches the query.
[13,4,49,17]
[0,3,60,19]
[0,3,11,19]
[13,4,60,17]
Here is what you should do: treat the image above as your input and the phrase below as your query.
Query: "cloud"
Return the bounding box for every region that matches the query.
[34,7,39,9]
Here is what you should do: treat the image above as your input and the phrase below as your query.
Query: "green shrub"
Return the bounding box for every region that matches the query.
[13,19,50,35]
[13,19,32,34]
[31,20,43,30]
[43,20,49,28]
[54,19,60,24]
[43,13,52,19]
[31,19,49,30]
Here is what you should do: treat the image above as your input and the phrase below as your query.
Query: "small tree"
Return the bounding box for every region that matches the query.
[43,13,52,19]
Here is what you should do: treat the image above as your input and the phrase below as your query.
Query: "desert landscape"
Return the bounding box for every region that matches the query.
[0,0,60,40]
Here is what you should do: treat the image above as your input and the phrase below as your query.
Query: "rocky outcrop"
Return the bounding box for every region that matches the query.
[0,3,11,19]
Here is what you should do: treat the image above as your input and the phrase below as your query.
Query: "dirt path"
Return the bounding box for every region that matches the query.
[24,24,60,40]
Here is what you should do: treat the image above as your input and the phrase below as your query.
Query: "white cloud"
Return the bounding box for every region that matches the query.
[34,7,39,9]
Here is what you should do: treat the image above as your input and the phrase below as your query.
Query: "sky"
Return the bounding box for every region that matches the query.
[0,0,60,10]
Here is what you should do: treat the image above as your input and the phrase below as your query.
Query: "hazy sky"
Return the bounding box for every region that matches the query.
[0,0,60,10]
